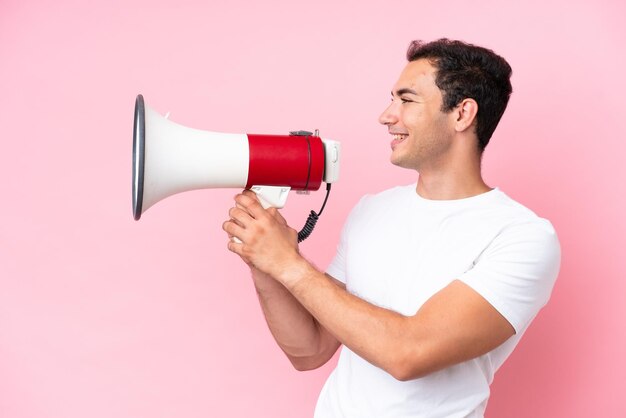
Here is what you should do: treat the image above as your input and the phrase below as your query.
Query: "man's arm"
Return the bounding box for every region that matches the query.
[280,263,514,380]
[249,267,343,371]
[224,191,515,380]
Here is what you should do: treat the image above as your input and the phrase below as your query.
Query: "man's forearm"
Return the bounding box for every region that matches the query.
[251,267,340,368]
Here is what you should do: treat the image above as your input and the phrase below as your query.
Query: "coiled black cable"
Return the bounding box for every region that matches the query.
[297,183,332,243]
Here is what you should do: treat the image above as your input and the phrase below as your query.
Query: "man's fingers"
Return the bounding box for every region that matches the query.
[226,239,245,255]
[235,191,266,219]
[222,219,246,242]
[241,189,259,200]
[229,206,254,227]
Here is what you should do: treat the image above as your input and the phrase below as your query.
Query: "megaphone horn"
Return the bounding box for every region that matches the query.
[132,95,340,240]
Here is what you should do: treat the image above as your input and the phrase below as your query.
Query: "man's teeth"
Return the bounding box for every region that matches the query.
[393,134,407,140]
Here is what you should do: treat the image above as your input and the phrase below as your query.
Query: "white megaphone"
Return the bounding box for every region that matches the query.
[132,95,341,241]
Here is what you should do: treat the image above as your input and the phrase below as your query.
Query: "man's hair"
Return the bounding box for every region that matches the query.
[407,39,513,152]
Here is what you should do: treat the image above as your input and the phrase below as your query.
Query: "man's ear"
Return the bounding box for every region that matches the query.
[454,99,478,133]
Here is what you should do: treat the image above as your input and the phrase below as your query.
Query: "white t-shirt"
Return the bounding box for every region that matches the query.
[316,185,560,418]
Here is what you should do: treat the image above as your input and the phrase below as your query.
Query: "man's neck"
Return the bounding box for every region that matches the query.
[415,152,491,200]
[416,175,491,200]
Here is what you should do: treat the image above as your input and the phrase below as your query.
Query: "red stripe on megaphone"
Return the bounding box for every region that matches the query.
[246,134,324,191]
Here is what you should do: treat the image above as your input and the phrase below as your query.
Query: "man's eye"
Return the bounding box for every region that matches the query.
[400,98,413,103]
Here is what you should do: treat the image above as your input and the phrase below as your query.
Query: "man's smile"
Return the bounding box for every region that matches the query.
[390,133,409,149]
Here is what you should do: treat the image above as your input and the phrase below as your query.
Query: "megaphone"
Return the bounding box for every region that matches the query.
[132,95,340,240]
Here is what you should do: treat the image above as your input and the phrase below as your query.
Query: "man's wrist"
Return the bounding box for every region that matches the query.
[275,254,316,290]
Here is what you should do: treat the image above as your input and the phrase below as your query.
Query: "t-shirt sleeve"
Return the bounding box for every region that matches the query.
[326,197,367,284]
[459,219,561,334]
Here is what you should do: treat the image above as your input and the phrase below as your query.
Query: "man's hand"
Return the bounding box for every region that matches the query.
[223,190,302,279]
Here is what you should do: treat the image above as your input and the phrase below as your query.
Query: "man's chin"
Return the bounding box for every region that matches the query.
[390,153,419,171]
[390,156,409,169]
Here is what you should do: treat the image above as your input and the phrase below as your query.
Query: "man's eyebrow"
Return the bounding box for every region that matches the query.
[392,88,419,96]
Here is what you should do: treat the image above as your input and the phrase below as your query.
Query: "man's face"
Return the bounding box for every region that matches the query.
[379,59,456,171]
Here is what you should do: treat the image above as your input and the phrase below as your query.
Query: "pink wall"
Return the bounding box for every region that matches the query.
[1,0,624,417]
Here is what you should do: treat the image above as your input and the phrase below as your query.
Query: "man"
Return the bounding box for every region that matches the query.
[223,39,560,417]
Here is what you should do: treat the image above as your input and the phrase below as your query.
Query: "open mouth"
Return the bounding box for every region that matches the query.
[390,133,408,148]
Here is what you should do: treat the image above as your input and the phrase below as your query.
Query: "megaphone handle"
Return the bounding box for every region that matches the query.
[231,185,291,244]
[250,185,291,209]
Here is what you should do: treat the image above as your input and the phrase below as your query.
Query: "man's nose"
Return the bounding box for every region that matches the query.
[378,101,398,125]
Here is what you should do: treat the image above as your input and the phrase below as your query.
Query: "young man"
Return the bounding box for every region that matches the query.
[223,39,561,417]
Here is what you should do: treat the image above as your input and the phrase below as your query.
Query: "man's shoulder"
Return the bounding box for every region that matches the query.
[473,190,559,257]
[488,189,555,229]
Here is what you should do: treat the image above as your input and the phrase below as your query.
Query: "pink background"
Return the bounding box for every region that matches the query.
[1,0,624,417]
